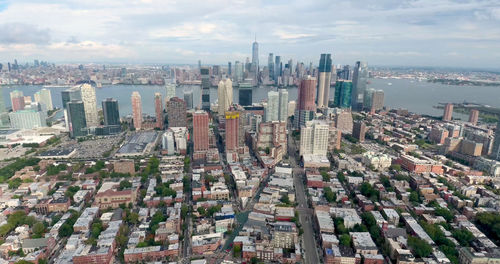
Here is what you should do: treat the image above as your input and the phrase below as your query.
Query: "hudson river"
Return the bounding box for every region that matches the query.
[2,78,500,119]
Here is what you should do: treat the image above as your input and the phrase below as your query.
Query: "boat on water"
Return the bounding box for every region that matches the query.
[387,82,393,86]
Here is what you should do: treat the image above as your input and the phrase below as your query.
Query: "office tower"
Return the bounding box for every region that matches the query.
[131,91,142,130]
[469,109,479,125]
[102,98,120,126]
[67,100,87,138]
[278,89,288,122]
[265,91,279,122]
[34,89,53,111]
[234,61,242,82]
[198,60,201,70]
[80,83,99,127]
[217,79,233,115]
[9,110,47,129]
[371,90,384,112]
[353,121,366,142]
[251,40,259,81]
[340,65,351,80]
[193,110,209,151]
[295,76,317,128]
[299,120,329,156]
[268,53,274,80]
[184,90,194,109]
[201,67,210,111]
[167,97,187,127]
[154,93,164,129]
[228,62,232,76]
[352,61,368,111]
[10,90,25,112]
[165,83,176,103]
[275,56,281,85]
[491,119,500,161]
[317,54,332,108]
[333,80,353,108]
[61,87,81,109]
[364,88,375,110]
[225,111,240,151]
[443,103,453,121]
[239,83,253,106]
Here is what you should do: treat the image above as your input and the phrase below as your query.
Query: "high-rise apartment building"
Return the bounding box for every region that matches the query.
[193,110,209,152]
[317,54,332,108]
[102,98,120,126]
[131,91,142,130]
[167,97,187,127]
[154,93,164,129]
[268,53,274,80]
[278,89,288,122]
[353,121,367,142]
[352,61,368,111]
[333,80,353,108]
[469,109,479,125]
[265,91,279,122]
[201,67,210,111]
[371,90,385,112]
[34,88,53,111]
[295,76,317,128]
[443,103,453,121]
[299,120,329,157]
[80,83,99,127]
[10,90,25,112]
[217,79,233,115]
[228,62,232,76]
[234,61,243,82]
[67,100,87,138]
[275,56,281,85]
[225,111,240,152]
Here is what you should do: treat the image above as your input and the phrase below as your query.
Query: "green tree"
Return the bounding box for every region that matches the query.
[324,187,336,203]
[452,229,474,247]
[119,180,132,190]
[408,236,432,258]
[339,234,351,246]
[32,222,45,238]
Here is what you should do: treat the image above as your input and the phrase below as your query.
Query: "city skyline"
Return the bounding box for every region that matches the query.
[0,0,499,68]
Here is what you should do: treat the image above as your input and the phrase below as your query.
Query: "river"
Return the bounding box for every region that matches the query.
[1,78,500,118]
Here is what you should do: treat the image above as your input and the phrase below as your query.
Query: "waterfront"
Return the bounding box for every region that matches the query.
[1,78,500,117]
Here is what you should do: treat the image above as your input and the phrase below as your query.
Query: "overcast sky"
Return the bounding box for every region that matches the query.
[0,0,499,68]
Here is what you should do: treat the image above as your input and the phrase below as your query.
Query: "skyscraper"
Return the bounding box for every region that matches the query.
[193,110,209,152]
[491,119,500,161]
[251,40,259,81]
[225,111,240,152]
[275,56,281,85]
[80,83,99,127]
[228,62,232,76]
[317,54,332,108]
[167,97,187,127]
[165,83,176,103]
[278,89,289,122]
[61,87,81,109]
[234,61,243,82]
[154,93,164,129]
[9,110,47,129]
[353,121,366,142]
[333,80,353,108]
[443,103,453,121]
[352,61,368,111]
[469,109,479,126]
[295,76,317,128]
[217,79,233,115]
[67,100,87,138]
[34,89,53,111]
[201,67,210,111]
[102,98,120,126]
[10,90,25,112]
[265,91,279,122]
[184,90,194,110]
[131,91,142,130]
[371,90,385,112]
[268,53,274,80]
[239,83,253,106]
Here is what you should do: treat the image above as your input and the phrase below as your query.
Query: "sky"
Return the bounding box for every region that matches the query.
[0,0,499,68]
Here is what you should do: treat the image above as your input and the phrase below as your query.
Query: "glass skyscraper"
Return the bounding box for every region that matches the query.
[201,67,210,111]
[102,98,120,126]
[67,100,87,138]
[334,80,352,109]
[352,61,368,111]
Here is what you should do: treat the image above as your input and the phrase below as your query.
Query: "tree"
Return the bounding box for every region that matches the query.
[321,171,331,182]
[324,187,336,203]
[233,244,242,257]
[390,164,402,172]
[452,229,474,247]
[434,207,454,223]
[409,191,421,204]
[58,223,73,237]
[127,212,139,225]
[339,234,351,246]
[32,222,45,238]
[408,236,432,258]
[280,194,290,205]
[119,180,132,190]
[337,171,346,183]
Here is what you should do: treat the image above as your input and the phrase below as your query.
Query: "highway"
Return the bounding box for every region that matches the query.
[288,134,321,264]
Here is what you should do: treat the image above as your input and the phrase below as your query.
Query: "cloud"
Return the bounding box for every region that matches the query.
[0,23,50,44]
